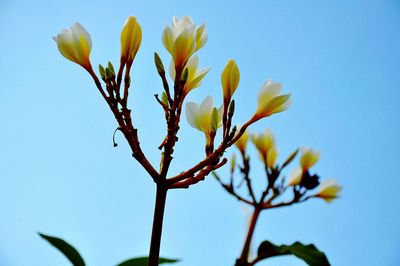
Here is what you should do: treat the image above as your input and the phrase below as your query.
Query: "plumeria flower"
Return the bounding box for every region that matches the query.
[53,23,92,70]
[185,96,223,154]
[162,16,207,69]
[234,129,248,154]
[251,129,276,160]
[300,147,320,171]
[185,95,223,134]
[287,168,303,186]
[315,179,342,202]
[169,55,210,95]
[266,147,278,168]
[253,80,291,120]
[221,59,240,104]
[120,16,142,65]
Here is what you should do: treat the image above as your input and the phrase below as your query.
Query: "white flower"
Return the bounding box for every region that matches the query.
[185,96,222,134]
[251,129,276,157]
[287,168,303,186]
[315,179,342,202]
[169,55,210,94]
[162,16,207,69]
[254,80,291,119]
[300,147,320,171]
[53,23,92,69]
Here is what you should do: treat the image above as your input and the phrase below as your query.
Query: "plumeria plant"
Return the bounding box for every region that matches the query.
[213,129,341,266]
[40,15,338,266]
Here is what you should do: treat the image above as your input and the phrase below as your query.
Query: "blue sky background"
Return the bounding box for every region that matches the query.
[0,0,399,265]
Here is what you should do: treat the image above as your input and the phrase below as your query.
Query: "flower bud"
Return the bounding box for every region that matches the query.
[121,16,142,64]
[230,153,236,174]
[315,179,342,202]
[53,23,92,70]
[300,147,320,171]
[234,129,248,154]
[251,129,275,160]
[169,55,210,95]
[266,148,278,168]
[253,80,291,120]
[287,168,303,186]
[221,59,240,103]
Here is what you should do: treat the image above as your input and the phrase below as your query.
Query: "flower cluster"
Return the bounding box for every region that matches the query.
[214,129,341,266]
[215,129,341,208]
[51,15,336,266]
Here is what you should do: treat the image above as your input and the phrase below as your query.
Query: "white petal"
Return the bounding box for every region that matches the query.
[199,95,214,115]
[185,102,202,131]
[169,60,176,81]
[257,80,282,104]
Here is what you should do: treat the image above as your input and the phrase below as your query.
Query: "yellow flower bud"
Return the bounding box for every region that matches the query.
[169,55,210,95]
[234,129,248,154]
[253,80,291,120]
[266,148,278,168]
[221,59,240,103]
[315,179,342,202]
[53,23,92,70]
[230,153,236,174]
[287,168,303,186]
[120,16,142,64]
[250,129,275,160]
[162,16,207,69]
[300,147,320,171]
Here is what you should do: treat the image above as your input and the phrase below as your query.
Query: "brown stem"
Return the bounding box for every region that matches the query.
[148,185,168,266]
[236,207,261,266]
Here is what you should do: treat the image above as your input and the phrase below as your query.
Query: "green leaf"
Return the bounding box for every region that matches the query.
[117,256,180,266]
[39,233,85,266]
[281,149,299,169]
[257,240,330,266]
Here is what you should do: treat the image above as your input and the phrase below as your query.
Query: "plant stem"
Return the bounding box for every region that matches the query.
[148,185,168,266]
[235,207,261,266]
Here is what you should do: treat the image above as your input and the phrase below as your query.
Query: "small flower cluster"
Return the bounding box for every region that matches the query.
[215,129,342,208]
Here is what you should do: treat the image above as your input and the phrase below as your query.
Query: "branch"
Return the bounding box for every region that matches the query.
[212,172,254,205]
[167,119,254,185]
[169,158,227,189]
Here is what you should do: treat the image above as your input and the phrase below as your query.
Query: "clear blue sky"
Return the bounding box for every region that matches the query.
[0,0,399,265]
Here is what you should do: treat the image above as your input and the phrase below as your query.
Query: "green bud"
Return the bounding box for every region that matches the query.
[99,64,106,81]
[161,92,169,106]
[154,52,165,74]
[281,149,299,169]
[107,61,115,77]
[211,107,219,132]
[105,67,111,81]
